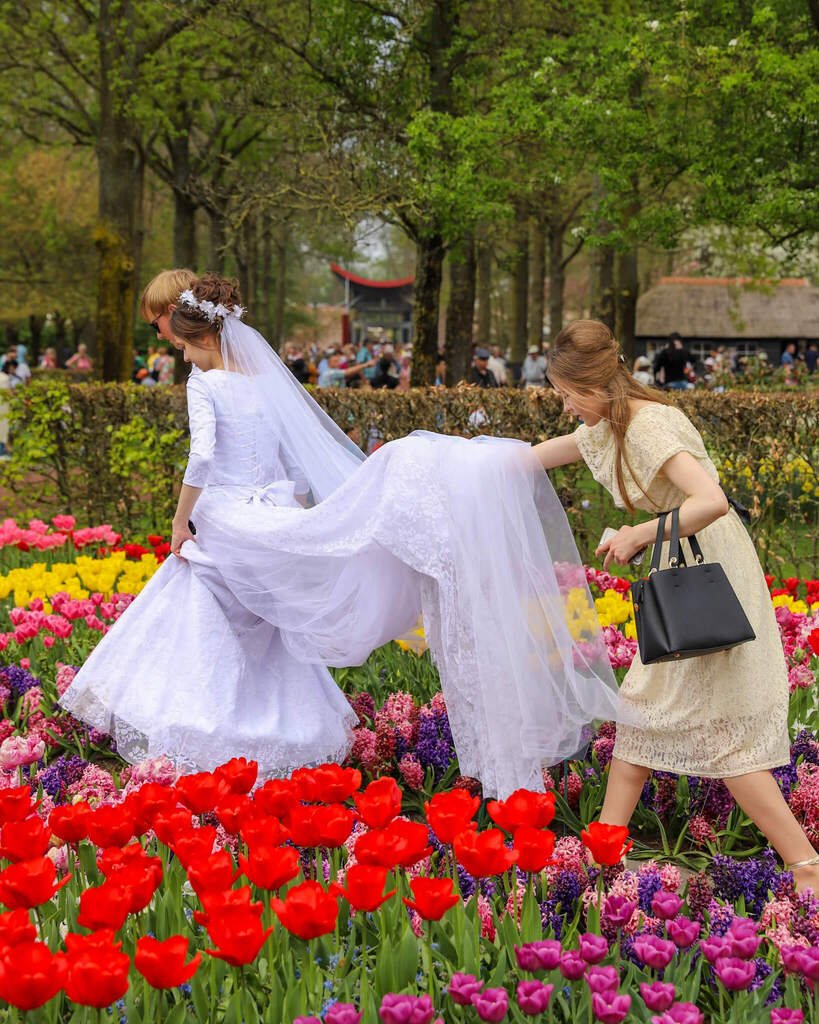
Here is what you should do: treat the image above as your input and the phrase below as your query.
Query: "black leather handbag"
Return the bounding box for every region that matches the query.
[630,508,756,665]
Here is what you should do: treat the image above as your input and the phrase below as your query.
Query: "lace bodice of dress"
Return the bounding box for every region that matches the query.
[573,403,720,512]
[182,369,309,494]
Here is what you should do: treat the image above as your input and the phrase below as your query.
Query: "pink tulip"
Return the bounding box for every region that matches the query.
[714,956,756,991]
[471,987,508,1023]
[651,1003,704,1024]
[559,950,587,980]
[579,932,609,964]
[603,894,637,929]
[699,934,731,964]
[667,916,700,948]
[795,947,819,983]
[0,735,46,768]
[514,940,561,972]
[770,1010,804,1024]
[585,966,619,993]
[640,982,676,1012]
[591,989,631,1024]
[651,891,682,920]
[448,973,483,1006]
[516,980,553,1016]
[632,935,676,970]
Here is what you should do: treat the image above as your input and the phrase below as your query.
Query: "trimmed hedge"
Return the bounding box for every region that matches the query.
[3,380,818,574]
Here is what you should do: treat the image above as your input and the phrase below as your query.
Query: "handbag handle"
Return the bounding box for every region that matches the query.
[651,507,704,573]
[648,512,669,574]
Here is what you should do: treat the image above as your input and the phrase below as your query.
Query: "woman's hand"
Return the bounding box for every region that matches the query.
[596,525,646,571]
[171,520,196,559]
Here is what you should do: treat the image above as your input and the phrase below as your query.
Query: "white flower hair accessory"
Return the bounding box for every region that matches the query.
[179,289,245,323]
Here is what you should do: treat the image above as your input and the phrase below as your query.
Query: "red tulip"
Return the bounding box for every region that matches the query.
[402,877,460,921]
[175,772,231,816]
[109,863,162,915]
[168,826,218,868]
[194,886,264,927]
[424,789,480,845]
[453,828,519,878]
[286,804,354,849]
[240,815,289,849]
[64,929,122,955]
[0,941,67,1010]
[291,764,362,803]
[331,864,396,912]
[808,628,819,657]
[354,820,432,869]
[0,908,37,947]
[204,908,272,966]
[86,805,135,848]
[135,935,202,988]
[0,787,36,827]
[253,778,299,817]
[0,856,71,909]
[77,882,132,931]
[513,827,556,873]
[64,944,130,1007]
[353,777,402,829]
[98,843,162,885]
[186,850,238,895]
[214,757,258,795]
[0,816,51,862]
[270,880,339,940]
[150,807,194,846]
[49,802,92,843]
[124,783,177,832]
[215,794,255,834]
[239,844,301,891]
[580,822,633,866]
[486,790,556,833]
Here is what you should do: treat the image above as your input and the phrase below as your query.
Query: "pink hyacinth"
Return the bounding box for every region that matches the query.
[591,989,630,1024]
[398,754,425,791]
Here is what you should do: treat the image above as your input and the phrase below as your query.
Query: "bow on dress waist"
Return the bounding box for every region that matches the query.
[244,480,297,506]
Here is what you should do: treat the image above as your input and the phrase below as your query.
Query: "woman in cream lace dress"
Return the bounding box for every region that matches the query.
[535,320,819,891]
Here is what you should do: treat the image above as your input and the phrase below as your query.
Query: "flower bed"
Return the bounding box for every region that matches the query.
[2,517,819,1019]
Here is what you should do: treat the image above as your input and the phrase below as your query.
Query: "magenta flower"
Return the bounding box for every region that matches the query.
[294,1018,322,1024]
[326,1006,362,1024]
[780,944,809,973]
[0,734,46,769]
[714,956,756,991]
[559,950,587,980]
[770,1009,805,1024]
[795,947,819,983]
[667,916,700,949]
[448,973,483,1006]
[472,987,508,1023]
[579,932,609,964]
[632,934,676,970]
[516,980,553,1016]
[514,940,562,972]
[651,891,682,921]
[585,966,619,993]
[651,1003,704,1024]
[603,894,637,929]
[591,989,631,1024]
[379,994,435,1024]
[725,917,761,959]
[699,934,731,964]
[640,982,676,1012]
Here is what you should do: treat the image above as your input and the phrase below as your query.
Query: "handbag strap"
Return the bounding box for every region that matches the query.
[648,512,669,574]
[669,507,705,568]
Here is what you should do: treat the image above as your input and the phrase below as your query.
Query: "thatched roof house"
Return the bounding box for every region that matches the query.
[636,277,819,359]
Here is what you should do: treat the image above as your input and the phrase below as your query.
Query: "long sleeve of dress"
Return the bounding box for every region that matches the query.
[278,443,311,497]
[183,375,216,488]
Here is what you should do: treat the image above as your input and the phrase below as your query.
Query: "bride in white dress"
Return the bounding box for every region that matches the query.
[60,273,634,798]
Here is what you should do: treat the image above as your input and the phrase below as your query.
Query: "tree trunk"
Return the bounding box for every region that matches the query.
[444,232,476,384]
[95,0,139,381]
[509,212,529,364]
[616,244,639,363]
[528,218,546,350]
[410,232,445,385]
[169,132,197,269]
[591,246,615,329]
[208,208,226,272]
[476,235,492,349]
[260,211,272,341]
[547,218,565,341]
[272,226,288,351]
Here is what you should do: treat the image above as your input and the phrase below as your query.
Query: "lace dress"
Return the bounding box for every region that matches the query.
[574,403,789,777]
[61,369,631,795]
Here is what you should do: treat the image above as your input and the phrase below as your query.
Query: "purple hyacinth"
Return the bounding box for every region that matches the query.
[773,761,799,800]
[37,754,88,800]
[637,866,664,914]
[414,710,456,780]
[1,666,40,698]
[791,729,819,765]
[709,849,785,916]
[553,870,583,913]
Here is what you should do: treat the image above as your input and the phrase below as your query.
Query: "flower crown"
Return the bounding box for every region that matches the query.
[179,289,245,323]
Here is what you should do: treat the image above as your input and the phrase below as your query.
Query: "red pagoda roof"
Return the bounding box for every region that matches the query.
[330,263,414,289]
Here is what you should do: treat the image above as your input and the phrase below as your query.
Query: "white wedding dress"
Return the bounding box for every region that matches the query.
[61,366,632,797]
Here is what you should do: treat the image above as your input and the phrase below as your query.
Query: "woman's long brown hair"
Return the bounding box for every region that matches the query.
[548,320,670,512]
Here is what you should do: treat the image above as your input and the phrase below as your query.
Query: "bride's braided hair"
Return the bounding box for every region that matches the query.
[170,273,243,346]
[547,320,670,512]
